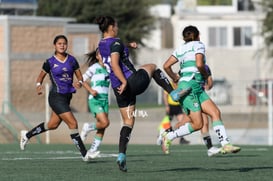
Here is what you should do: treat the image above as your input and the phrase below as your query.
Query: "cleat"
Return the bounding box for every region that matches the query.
[220,144,241,154]
[88,150,100,159]
[161,132,171,154]
[20,130,28,151]
[156,136,162,146]
[207,146,221,157]
[82,150,100,162]
[80,123,90,141]
[170,87,192,102]
[156,128,165,146]
[82,152,91,162]
[117,153,127,172]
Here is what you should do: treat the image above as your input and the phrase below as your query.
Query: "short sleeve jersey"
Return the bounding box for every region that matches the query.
[172,41,206,83]
[98,37,136,88]
[82,62,110,100]
[42,54,79,94]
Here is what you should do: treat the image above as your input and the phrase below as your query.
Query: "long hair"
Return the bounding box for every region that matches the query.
[85,48,99,67]
[95,16,116,33]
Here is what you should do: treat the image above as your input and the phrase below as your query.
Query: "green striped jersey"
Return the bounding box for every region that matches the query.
[172,41,206,82]
[83,63,110,100]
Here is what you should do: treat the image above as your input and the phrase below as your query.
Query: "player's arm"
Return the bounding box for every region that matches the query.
[35,70,47,95]
[196,53,208,80]
[163,55,179,83]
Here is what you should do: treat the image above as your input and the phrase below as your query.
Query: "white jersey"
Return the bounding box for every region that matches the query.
[172,41,206,82]
[83,63,110,100]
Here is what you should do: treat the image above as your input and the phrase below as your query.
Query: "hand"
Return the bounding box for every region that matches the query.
[204,84,209,91]
[173,73,180,83]
[73,82,82,89]
[36,85,43,95]
[117,82,127,95]
[165,106,170,114]
[90,90,98,97]
[128,42,138,49]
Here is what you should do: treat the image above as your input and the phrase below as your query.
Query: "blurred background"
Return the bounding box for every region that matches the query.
[0,0,272,146]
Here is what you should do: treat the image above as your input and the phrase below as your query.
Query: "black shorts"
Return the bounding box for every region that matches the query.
[168,105,183,120]
[113,69,150,108]
[48,91,72,114]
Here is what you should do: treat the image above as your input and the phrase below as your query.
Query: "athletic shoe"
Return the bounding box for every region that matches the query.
[82,152,92,162]
[207,146,221,157]
[80,123,90,141]
[117,153,127,172]
[161,132,171,154]
[88,150,100,159]
[156,135,162,146]
[20,130,28,151]
[170,87,192,102]
[220,144,241,154]
[156,128,165,145]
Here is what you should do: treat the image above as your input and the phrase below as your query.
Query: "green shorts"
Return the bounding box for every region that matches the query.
[178,80,209,115]
[88,98,109,117]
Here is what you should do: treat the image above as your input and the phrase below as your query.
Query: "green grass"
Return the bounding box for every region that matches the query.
[0,144,272,181]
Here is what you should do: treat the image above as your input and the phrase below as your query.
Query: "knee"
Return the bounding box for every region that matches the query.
[102,121,110,129]
[211,108,221,120]
[99,119,110,129]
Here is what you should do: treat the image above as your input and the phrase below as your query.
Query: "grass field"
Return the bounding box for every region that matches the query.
[0,144,272,181]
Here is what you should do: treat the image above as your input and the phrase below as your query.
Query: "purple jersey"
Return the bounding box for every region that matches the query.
[42,54,80,94]
[98,37,136,88]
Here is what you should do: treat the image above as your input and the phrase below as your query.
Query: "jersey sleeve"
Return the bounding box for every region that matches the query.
[72,58,80,71]
[195,42,205,55]
[82,66,94,81]
[110,39,124,55]
[171,49,178,59]
[42,59,50,73]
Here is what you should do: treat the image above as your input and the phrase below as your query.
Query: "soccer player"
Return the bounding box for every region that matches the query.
[174,64,221,156]
[157,81,190,145]
[77,48,110,159]
[20,35,95,161]
[95,15,174,172]
[162,25,241,155]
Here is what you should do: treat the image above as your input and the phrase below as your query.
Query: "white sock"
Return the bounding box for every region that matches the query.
[89,137,102,152]
[167,123,193,140]
[86,122,96,132]
[212,120,230,146]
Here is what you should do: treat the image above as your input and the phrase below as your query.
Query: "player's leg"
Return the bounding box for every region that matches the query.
[140,64,173,93]
[201,99,241,154]
[20,111,61,151]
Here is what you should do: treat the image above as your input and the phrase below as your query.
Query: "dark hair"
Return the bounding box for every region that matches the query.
[85,48,99,67]
[182,25,200,42]
[53,35,68,44]
[95,16,116,33]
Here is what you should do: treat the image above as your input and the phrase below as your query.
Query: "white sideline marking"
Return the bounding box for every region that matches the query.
[1,152,118,161]
[1,148,269,161]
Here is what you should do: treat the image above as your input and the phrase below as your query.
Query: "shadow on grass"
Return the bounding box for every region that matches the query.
[152,166,273,173]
